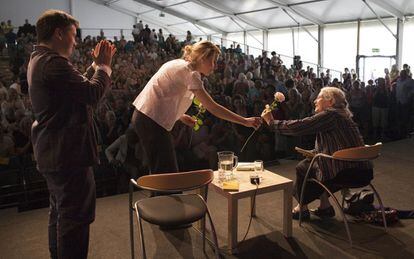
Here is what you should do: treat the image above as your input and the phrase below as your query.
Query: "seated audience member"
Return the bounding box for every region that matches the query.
[300,84,313,117]
[171,121,193,170]
[245,71,255,89]
[233,73,249,97]
[12,115,32,156]
[309,78,323,109]
[1,87,25,117]
[247,80,262,106]
[0,122,14,169]
[105,127,145,192]
[102,110,121,146]
[190,122,217,169]
[262,87,373,219]
[286,88,303,119]
[232,94,248,117]
[0,82,8,110]
[210,120,237,152]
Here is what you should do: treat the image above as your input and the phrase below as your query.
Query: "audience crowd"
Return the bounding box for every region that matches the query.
[0,19,413,194]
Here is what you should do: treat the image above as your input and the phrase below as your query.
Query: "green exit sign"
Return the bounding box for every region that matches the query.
[372,48,380,53]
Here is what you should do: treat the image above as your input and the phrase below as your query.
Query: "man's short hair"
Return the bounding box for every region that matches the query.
[285,78,295,89]
[36,9,79,43]
[400,69,408,79]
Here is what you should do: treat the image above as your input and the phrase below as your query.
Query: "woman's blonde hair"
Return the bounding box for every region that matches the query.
[182,40,221,67]
[319,87,353,118]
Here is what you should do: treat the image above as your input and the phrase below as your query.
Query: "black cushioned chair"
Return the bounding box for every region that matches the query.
[129,169,220,259]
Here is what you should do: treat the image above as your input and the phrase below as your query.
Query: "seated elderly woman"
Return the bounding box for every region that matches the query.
[262,87,373,219]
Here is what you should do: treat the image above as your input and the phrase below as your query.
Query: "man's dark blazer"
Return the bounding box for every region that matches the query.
[27,45,111,172]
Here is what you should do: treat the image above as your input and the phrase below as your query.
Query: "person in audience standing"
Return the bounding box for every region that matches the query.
[28,9,116,259]
[395,70,414,138]
[372,78,390,140]
[262,87,373,220]
[131,40,261,175]
[131,25,140,43]
[349,80,366,132]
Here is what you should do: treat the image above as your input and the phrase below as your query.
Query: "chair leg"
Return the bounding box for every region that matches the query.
[310,179,353,247]
[202,186,208,252]
[205,207,220,259]
[134,203,147,259]
[369,183,388,231]
[341,189,346,208]
[129,182,135,259]
[202,216,206,252]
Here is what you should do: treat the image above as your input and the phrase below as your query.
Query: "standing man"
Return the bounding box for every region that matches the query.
[395,70,414,138]
[131,25,140,43]
[27,10,116,259]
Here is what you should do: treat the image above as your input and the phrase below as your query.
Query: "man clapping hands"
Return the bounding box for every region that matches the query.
[28,9,116,259]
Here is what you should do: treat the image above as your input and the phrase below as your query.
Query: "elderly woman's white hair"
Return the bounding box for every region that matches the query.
[318,87,353,118]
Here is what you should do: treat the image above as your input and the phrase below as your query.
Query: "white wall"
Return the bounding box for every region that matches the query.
[72,0,134,30]
[0,0,70,25]
[246,30,263,57]
[73,0,135,40]
[0,0,135,39]
[294,26,318,70]
[402,18,414,68]
[268,28,293,68]
[359,19,397,56]
[324,22,358,73]
[226,32,244,48]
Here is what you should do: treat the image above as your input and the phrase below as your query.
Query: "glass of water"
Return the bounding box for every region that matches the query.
[250,160,263,184]
[218,162,226,184]
[254,160,263,173]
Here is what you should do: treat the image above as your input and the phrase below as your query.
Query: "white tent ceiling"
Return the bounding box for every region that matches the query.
[93,0,414,35]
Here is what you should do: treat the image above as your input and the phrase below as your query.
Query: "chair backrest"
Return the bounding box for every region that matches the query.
[332,142,382,161]
[135,169,214,192]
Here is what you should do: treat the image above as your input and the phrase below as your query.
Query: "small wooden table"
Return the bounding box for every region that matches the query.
[210,169,293,254]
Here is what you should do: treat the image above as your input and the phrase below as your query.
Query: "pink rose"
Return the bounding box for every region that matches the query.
[274,92,285,102]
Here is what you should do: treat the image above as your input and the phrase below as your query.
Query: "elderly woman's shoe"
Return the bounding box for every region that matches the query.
[292,209,310,220]
[310,206,335,218]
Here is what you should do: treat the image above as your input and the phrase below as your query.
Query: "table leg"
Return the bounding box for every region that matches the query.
[250,195,256,217]
[283,183,293,237]
[228,198,238,254]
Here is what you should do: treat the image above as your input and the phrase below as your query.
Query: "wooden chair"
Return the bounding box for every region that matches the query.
[129,169,220,259]
[298,143,387,246]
